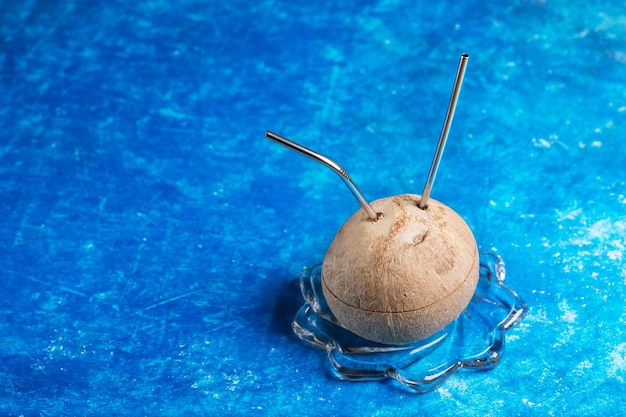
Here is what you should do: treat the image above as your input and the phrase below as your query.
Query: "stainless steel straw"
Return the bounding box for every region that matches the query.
[265,131,379,221]
[419,53,469,209]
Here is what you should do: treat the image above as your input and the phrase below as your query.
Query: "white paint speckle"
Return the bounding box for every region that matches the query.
[532,137,551,148]
[437,387,452,398]
[573,359,593,376]
[559,300,577,324]
[522,397,540,407]
[607,342,626,383]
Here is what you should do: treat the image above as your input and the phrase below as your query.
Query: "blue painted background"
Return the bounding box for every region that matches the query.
[1,0,625,415]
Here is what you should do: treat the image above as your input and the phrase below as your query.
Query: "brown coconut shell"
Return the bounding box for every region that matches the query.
[321,194,479,345]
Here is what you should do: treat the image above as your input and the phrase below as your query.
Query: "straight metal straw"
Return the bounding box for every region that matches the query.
[419,53,469,209]
[265,131,379,220]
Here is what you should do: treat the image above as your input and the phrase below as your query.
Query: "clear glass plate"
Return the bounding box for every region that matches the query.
[292,252,528,393]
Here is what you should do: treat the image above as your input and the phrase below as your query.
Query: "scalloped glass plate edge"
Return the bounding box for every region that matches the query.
[291,252,528,393]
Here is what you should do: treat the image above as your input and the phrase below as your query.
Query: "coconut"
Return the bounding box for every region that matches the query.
[321,193,479,345]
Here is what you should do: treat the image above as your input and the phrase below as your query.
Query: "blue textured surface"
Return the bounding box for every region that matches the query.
[1,0,625,415]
